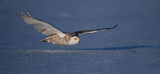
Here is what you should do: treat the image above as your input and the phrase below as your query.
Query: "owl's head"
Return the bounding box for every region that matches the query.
[68,36,80,45]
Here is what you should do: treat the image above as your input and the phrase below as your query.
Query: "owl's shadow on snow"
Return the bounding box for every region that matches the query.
[83,45,160,50]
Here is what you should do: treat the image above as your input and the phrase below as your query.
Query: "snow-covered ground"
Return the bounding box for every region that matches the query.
[0,0,160,74]
[0,48,160,74]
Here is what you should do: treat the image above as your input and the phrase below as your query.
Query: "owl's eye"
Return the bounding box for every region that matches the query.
[74,38,77,40]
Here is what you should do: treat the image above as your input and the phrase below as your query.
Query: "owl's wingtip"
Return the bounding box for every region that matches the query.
[113,24,118,28]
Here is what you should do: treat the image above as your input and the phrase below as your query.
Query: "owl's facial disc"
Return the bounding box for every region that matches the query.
[68,36,80,45]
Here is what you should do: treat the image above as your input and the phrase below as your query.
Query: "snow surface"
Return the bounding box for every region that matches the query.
[0,0,160,74]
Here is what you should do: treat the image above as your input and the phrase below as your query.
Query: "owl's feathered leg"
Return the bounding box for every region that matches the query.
[38,38,50,42]
[38,39,47,42]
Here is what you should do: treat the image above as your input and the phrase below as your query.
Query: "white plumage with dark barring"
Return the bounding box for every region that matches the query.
[18,11,118,45]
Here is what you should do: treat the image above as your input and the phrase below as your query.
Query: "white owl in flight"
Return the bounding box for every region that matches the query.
[18,11,118,45]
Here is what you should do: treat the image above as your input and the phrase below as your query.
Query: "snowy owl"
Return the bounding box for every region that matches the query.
[18,11,118,45]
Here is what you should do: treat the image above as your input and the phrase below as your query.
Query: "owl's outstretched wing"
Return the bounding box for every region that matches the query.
[74,25,118,36]
[18,11,65,37]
